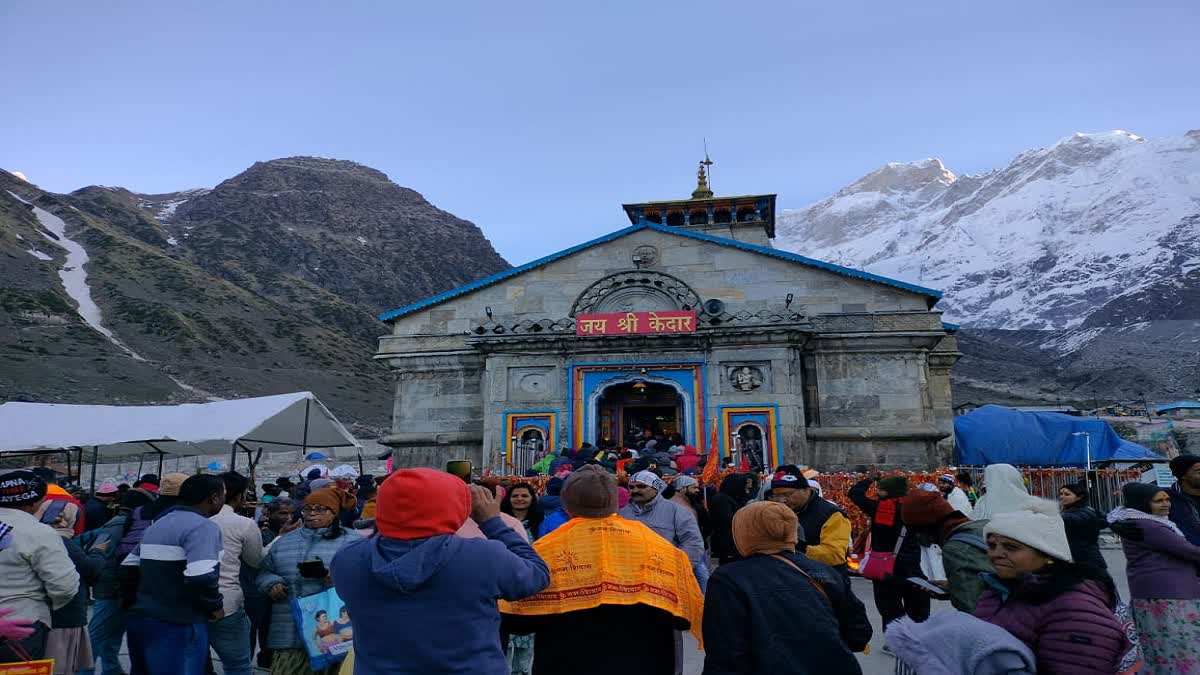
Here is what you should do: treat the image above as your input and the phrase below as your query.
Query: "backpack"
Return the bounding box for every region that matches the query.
[946,531,987,553]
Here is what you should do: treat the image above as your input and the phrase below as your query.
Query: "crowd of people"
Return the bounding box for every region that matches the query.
[0,449,1196,675]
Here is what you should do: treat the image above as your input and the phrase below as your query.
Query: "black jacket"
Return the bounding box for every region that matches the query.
[709,475,751,561]
[1061,504,1108,570]
[84,498,111,532]
[504,603,677,675]
[702,553,864,675]
[848,478,922,576]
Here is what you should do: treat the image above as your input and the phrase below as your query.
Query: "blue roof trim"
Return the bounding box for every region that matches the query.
[1155,401,1200,413]
[378,221,943,321]
[942,322,960,331]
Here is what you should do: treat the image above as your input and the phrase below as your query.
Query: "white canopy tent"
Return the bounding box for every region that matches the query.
[0,392,361,490]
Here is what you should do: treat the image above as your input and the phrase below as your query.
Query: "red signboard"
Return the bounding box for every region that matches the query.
[575,311,697,336]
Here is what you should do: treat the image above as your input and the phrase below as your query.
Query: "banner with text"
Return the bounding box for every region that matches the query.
[575,310,697,336]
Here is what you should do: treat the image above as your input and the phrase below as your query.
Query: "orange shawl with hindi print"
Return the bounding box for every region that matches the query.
[498,514,705,646]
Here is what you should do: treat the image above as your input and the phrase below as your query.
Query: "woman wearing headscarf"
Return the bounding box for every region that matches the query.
[255,487,356,675]
[1109,482,1200,674]
[702,501,866,674]
[970,464,1032,521]
[974,498,1131,674]
[1057,481,1107,570]
[36,497,105,675]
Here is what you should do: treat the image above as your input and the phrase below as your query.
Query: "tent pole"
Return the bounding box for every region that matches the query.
[157,452,164,477]
[230,444,237,472]
[301,399,311,456]
[357,453,364,474]
[90,446,99,494]
[136,453,144,478]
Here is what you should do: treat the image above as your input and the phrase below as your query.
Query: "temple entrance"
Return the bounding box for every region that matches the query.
[596,381,684,447]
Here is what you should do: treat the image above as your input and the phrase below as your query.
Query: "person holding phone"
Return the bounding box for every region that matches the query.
[255,487,356,675]
[331,468,549,675]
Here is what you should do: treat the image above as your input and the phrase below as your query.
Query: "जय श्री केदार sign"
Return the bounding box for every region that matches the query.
[574,311,697,336]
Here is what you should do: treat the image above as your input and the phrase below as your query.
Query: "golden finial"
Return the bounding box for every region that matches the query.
[691,154,714,199]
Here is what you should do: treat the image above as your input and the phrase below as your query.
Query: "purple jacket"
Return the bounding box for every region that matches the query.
[974,577,1128,675]
[1117,518,1200,600]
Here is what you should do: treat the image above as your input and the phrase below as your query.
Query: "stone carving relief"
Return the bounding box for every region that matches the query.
[729,365,765,392]
[631,245,659,268]
[507,366,557,401]
[570,270,701,316]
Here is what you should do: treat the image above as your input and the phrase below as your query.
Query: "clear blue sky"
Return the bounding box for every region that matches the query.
[4,1,1197,262]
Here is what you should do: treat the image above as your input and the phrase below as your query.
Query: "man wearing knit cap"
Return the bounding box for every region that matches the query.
[767,464,851,571]
[936,473,974,515]
[901,489,993,612]
[849,468,928,631]
[621,470,707,589]
[1167,454,1200,545]
[704,501,869,673]
[0,470,80,662]
[501,465,704,675]
[330,468,548,675]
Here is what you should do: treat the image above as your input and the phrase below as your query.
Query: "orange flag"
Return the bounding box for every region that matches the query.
[700,418,721,487]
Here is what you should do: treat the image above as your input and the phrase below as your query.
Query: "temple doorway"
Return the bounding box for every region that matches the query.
[596,380,684,447]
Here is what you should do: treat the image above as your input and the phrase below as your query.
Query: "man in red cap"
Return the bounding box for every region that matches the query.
[330,468,548,675]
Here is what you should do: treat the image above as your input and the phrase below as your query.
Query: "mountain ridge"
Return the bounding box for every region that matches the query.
[0,158,511,432]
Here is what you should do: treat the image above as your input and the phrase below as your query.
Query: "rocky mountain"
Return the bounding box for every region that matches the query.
[0,159,509,432]
[778,130,1200,405]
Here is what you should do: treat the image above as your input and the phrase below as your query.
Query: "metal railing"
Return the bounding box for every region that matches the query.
[958,467,1143,515]
[503,439,544,477]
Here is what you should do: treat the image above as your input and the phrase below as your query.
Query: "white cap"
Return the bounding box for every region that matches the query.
[984,498,1074,562]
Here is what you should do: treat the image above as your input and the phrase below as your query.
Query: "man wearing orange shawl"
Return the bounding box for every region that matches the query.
[500,465,704,675]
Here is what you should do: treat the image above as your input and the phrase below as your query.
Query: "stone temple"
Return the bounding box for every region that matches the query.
[375,164,960,472]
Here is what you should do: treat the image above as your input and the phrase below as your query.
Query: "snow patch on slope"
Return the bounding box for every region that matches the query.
[7,191,145,360]
[26,249,52,261]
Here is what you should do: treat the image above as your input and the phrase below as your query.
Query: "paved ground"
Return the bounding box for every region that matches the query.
[102,547,1129,674]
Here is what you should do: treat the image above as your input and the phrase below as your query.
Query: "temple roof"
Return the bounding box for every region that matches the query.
[378,221,943,322]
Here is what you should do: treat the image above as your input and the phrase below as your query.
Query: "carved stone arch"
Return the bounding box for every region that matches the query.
[570,270,702,316]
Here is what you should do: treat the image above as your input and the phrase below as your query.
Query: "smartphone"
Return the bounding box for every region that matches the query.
[298,559,329,579]
[446,460,473,483]
[907,577,950,599]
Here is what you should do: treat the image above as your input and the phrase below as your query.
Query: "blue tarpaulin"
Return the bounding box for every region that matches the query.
[955,405,1160,466]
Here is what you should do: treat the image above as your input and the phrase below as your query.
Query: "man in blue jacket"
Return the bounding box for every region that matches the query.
[331,468,549,675]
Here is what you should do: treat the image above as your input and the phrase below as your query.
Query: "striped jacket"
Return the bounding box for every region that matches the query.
[121,508,223,624]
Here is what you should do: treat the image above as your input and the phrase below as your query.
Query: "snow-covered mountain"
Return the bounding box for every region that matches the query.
[777,129,1200,330]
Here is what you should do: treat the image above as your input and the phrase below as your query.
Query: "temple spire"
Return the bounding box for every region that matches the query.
[691,154,714,199]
